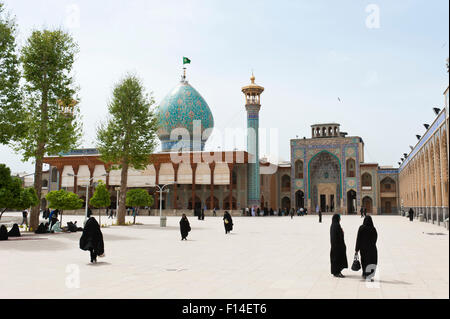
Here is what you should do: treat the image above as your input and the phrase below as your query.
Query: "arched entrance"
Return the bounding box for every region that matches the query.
[362,196,373,214]
[206,196,219,210]
[347,190,357,214]
[223,195,236,210]
[188,196,201,210]
[281,197,291,211]
[308,151,341,212]
[295,190,304,209]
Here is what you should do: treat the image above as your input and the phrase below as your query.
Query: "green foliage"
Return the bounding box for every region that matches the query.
[89,180,111,208]
[0,164,38,212]
[15,29,82,161]
[46,189,83,211]
[0,2,23,144]
[126,189,153,208]
[96,74,159,170]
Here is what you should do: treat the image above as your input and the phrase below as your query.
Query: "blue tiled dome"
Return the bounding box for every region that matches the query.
[157,80,214,152]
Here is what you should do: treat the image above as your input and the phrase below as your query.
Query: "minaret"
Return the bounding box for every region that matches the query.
[242,73,264,208]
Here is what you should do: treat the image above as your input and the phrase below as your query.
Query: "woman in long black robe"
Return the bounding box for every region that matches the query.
[408,208,414,221]
[79,217,104,263]
[179,214,191,240]
[223,211,233,234]
[330,214,348,277]
[355,216,378,280]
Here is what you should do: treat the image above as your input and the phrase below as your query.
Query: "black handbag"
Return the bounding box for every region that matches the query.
[351,253,361,271]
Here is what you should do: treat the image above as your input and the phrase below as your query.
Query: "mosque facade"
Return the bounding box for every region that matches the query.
[41,70,414,215]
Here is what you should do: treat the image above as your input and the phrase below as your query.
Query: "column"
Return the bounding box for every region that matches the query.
[154,163,160,209]
[209,163,215,210]
[72,164,79,194]
[228,164,234,210]
[191,163,197,210]
[173,163,179,209]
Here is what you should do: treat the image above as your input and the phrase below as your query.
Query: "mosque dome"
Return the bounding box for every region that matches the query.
[157,78,214,152]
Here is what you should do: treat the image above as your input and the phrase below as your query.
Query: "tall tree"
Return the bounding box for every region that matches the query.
[96,74,159,225]
[0,2,23,144]
[16,29,82,229]
[46,189,83,224]
[89,180,111,226]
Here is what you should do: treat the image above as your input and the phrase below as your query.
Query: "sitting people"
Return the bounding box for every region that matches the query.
[8,223,21,237]
[50,221,63,233]
[35,223,48,234]
[0,225,8,240]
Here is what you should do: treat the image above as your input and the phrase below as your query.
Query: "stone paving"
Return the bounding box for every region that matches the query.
[0,213,448,299]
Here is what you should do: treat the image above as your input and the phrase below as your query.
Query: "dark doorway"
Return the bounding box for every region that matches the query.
[347,190,357,214]
[320,195,326,212]
[296,190,304,209]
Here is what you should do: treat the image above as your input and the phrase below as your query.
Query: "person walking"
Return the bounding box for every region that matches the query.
[364,207,368,217]
[290,208,294,219]
[360,207,364,218]
[223,211,233,234]
[21,209,28,226]
[79,217,105,264]
[179,214,191,240]
[213,208,217,217]
[318,209,322,223]
[355,216,378,281]
[408,208,414,221]
[330,214,348,278]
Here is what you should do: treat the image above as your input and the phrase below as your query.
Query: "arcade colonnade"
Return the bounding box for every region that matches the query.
[399,110,449,226]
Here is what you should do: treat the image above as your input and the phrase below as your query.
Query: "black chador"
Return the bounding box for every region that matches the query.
[408,208,414,221]
[79,217,104,263]
[0,225,8,240]
[355,216,378,279]
[179,214,191,240]
[223,211,233,234]
[8,223,21,237]
[330,214,348,277]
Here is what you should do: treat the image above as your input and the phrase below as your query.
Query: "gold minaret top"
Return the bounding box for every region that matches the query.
[241,73,264,105]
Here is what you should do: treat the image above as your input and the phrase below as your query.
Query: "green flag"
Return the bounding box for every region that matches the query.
[183,57,191,65]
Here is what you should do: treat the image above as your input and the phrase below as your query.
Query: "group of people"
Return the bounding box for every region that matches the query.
[330,214,378,280]
[0,223,21,240]
[242,207,309,217]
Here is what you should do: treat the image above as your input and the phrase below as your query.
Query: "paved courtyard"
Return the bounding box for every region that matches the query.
[0,213,448,299]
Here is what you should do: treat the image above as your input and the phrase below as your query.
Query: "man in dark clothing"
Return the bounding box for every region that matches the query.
[79,217,104,263]
[318,210,322,223]
[223,211,233,234]
[21,210,28,226]
[408,208,414,221]
[179,214,191,240]
[355,216,378,281]
[360,207,364,218]
[330,214,348,278]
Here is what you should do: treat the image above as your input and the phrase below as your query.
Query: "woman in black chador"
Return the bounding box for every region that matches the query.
[355,216,378,280]
[408,208,414,221]
[330,214,348,277]
[179,214,191,240]
[79,217,104,263]
[223,211,233,234]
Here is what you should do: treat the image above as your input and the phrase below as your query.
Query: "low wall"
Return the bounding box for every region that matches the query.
[61,209,244,217]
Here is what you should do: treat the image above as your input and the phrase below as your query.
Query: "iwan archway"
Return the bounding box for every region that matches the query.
[308,150,342,212]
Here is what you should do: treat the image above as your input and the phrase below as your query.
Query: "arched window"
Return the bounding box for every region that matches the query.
[346,158,356,177]
[42,179,48,188]
[295,160,303,179]
[381,177,396,192]
[361,173,372,188]
[281,175,290,191]
[51,168,58,183]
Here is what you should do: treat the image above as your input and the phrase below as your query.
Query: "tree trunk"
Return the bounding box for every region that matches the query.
[133,207,137,224]
[117,160,129,225]
[31,154,44,230]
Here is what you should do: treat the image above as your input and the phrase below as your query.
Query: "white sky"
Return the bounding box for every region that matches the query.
[1,0,449,173]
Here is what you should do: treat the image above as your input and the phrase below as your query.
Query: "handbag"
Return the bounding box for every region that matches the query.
[351,253,361,271]
[224,219,229,224]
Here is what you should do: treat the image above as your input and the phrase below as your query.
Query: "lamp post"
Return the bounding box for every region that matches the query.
[68,173,107,224]
[146,182,174,227]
